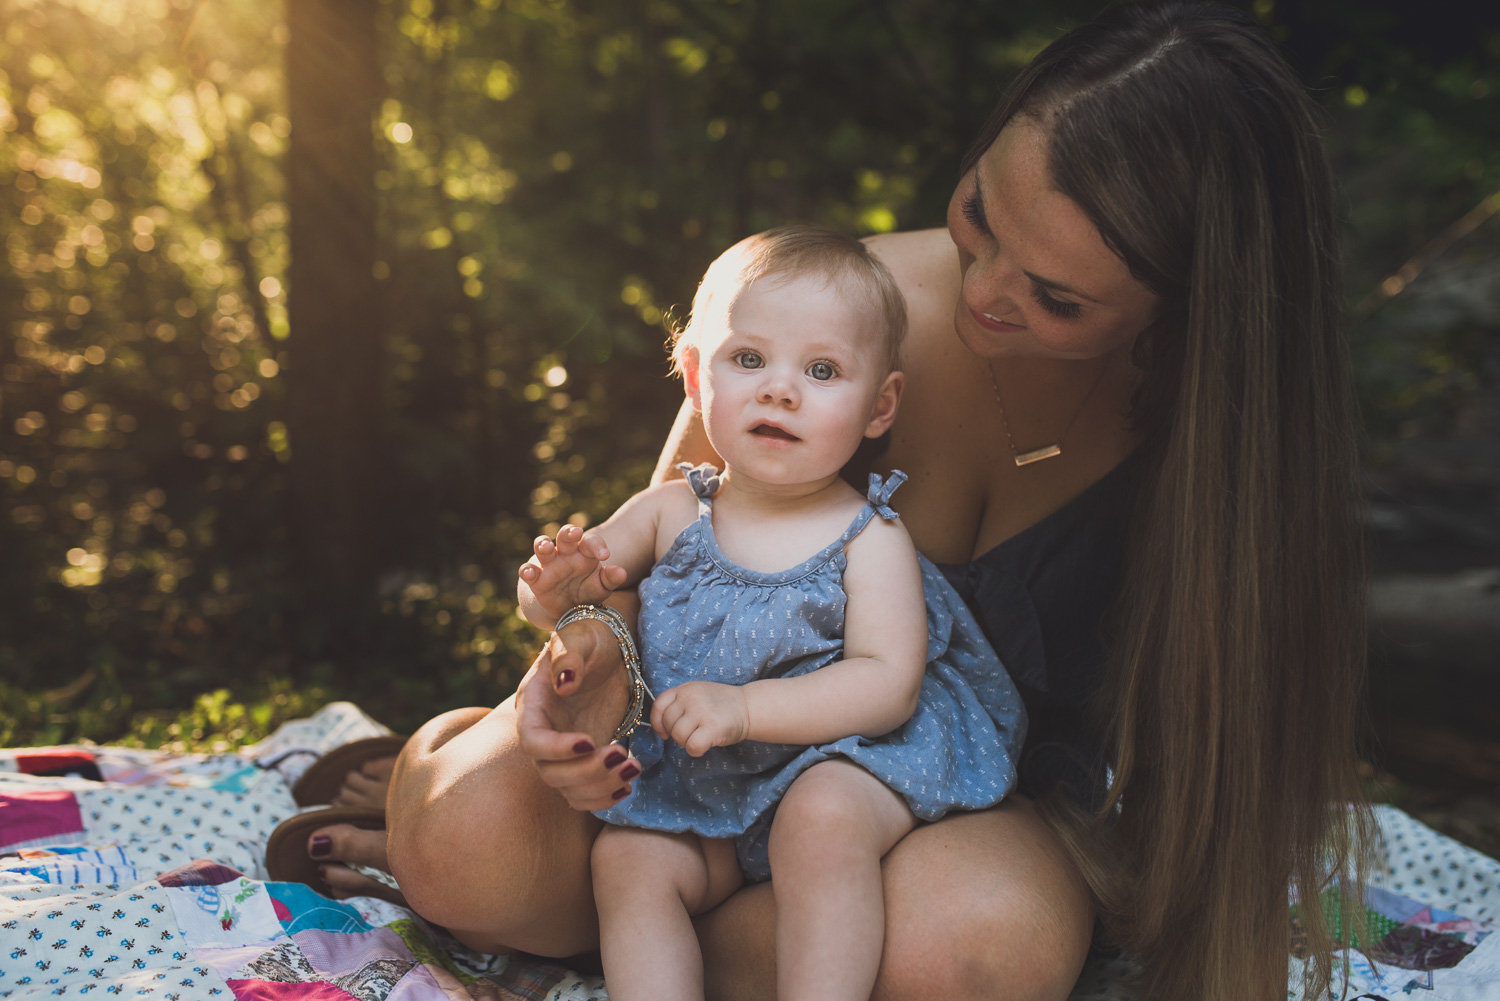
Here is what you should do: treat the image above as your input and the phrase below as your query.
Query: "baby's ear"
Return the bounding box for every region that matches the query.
[864,370,904,438]
[681,345,704,411]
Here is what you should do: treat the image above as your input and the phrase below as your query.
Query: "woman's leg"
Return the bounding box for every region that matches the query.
[593,828,742,1001]
[381,696,604,955]
[698,796,1094,1001]
[767,761,918,1001]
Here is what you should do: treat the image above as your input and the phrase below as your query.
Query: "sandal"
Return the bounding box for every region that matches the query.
[264,806,391,891]
[290,734,409,807]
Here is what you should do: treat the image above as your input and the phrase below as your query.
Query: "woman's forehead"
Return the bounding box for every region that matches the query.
[975,118,1138,304]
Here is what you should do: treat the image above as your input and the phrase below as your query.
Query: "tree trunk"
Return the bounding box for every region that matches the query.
[284,0,384,637]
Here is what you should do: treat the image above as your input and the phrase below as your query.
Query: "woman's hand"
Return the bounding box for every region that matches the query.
[517,524,628,628]
[651,681,749,757]
[515,616,642,811]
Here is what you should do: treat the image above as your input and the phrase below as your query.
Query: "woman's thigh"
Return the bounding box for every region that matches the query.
[384,696,605,957]
[696,796,1094,1001]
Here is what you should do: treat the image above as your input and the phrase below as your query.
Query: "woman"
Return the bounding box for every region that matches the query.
[305,3,1370,998]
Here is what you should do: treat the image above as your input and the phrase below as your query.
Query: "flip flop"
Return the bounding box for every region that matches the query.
[264,806,389,891]
[290,734,409,807]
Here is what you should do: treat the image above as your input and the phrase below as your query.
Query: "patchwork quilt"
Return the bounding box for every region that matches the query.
[2,703,1497,1000]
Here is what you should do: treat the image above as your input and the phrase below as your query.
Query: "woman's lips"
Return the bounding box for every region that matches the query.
[968,307,1025,332]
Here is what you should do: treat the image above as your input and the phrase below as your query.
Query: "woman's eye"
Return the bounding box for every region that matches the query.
[961,191,991,235]
[734,351,764,369]
[806,361,836,381]
[1029,284,1083,320]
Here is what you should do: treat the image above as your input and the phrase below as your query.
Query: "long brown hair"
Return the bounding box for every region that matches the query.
[961,4,1373,998]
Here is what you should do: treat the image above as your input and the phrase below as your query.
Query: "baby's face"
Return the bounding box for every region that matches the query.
[686,273,900,491]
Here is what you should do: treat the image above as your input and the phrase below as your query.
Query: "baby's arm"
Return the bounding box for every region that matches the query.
[517,483,687,630]
[651,517,927,753]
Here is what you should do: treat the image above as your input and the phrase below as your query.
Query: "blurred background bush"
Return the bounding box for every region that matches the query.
[1,0,1496,850]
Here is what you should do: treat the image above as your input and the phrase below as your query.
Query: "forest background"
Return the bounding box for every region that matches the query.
[2,0,1498,854]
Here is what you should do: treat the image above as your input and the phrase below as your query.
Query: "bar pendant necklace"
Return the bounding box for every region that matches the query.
[986,359,1109,467]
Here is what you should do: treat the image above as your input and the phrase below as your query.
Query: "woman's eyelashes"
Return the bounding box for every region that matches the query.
[961,192,990,234]
[1029,284,1083,319]
[964,190,1082,321]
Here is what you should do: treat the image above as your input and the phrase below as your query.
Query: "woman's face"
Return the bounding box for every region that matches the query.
[946,116,1160,361]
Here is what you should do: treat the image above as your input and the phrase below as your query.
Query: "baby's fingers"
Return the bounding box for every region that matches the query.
[554,524,584,557]
[600,564,628,592]
[650,688,679,740]
[577,531,611,563]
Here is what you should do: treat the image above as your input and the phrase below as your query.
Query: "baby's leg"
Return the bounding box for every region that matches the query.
[768,759,919,1001]
[592,825,743,1001]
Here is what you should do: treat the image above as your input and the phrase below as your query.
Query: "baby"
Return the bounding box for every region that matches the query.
[518,225,1024,1001]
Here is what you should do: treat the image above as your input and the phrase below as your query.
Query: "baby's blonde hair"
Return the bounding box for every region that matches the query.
[668,224,907,378]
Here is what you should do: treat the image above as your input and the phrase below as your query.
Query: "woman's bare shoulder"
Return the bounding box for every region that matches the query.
[864,229,958,301]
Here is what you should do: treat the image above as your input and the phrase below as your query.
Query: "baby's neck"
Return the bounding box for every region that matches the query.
[716,468,851,514]
[707,468,865,574]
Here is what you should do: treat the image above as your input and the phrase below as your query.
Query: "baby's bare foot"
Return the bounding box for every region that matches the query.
[329,757,397,809]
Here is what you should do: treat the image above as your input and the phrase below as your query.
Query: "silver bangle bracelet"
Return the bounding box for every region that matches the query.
[554,603,650,742]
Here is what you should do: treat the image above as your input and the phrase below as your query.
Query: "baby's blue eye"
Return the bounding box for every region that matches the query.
[807,361,836,381]
[735,351,764,369]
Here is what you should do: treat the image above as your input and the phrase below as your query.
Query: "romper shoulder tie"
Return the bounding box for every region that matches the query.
[677,462,723,499]
[866,470,907,521]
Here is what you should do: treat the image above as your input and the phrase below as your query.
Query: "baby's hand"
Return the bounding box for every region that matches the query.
[651,681,749,757]
[518,524,628,624]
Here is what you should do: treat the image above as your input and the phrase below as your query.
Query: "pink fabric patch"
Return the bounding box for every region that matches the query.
[294,926,415,977]
[0,789,83,848]
[226,979,361,1001]
[271,896,293,922]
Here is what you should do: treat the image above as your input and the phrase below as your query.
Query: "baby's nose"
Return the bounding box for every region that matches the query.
[757,373,798,405]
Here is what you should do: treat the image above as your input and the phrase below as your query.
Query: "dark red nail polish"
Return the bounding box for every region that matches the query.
[557,669,576,687]
[309,835,332,859]
[611,787,629,800]
[603,750,626,768]
[572,739,595,754]
[317,865,328,884]
[619,763,640,781]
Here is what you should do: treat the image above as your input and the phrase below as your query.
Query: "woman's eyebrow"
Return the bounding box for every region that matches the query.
[974,165,1102,305]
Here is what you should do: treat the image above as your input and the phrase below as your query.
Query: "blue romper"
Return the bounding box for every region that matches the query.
[594,464,1027,882]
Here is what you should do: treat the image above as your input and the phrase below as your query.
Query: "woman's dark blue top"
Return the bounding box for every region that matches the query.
[935,454,1140,804]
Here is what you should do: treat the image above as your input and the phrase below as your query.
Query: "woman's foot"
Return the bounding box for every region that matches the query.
[329,756,397,809]
[266,806,407,907]
[290,734,409,807]
[307,821,408,905]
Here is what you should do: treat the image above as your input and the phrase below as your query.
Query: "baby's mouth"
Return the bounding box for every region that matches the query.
[751,423,799,441]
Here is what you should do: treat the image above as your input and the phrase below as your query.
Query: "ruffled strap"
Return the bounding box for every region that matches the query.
[677,462,723,499]
[866,469,907,520]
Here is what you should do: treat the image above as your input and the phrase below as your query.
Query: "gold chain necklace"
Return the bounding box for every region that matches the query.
[986,357,1111,467]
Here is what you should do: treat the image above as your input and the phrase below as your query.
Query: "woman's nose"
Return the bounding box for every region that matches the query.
[966,246,1022,315]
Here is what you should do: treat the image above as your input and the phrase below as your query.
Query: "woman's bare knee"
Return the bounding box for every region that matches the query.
[874,802,1093,1001]
[385,698,603,956]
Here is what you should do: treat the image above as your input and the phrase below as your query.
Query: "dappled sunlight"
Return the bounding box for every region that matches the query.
[0,0,1495,786]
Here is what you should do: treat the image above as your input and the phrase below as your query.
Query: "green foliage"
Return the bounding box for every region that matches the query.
[0,0,1497,747]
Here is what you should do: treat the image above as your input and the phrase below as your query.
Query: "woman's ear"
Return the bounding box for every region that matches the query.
[864,370,904,438]
[681,345,704,412]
